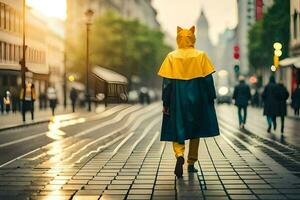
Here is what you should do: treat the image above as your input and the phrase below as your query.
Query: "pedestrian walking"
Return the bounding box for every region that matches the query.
[70,88,78,112]
[276,81,289,133]
[3,90,11,114]
[291,85,300,116]
[262,76,279,132]
[157,26,219,178]
[232,75,251,129]
[0,89,4,114]
[47,86,57,116]
[20,82,36,121]
[10,87,19,113]
[39,92,47,110]
[252,89,260,107]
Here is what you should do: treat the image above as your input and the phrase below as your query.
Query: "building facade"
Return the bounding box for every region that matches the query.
[278,0,300,95]
[0,0,48,99]
[0,0,65,106]
[216,28,238,83]
[237,0,256,74]
[196,10,216,66]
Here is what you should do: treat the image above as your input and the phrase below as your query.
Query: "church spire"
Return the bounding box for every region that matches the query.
[197,7,208,29]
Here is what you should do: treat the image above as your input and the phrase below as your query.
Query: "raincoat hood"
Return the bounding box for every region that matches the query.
[176,26,196,49]
[158,26,215,80]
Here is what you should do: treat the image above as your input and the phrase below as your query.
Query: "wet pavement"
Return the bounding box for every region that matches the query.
[0,103,299,200]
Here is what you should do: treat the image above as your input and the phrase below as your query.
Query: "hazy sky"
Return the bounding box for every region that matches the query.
[27,0,67,20]
[152,0,238,44]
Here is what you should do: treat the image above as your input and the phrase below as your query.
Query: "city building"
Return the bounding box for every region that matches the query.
[0,0,65,105]
[0,0,48,98]
[195,10,216,66]
[279,0,300,95]
[237,0,256,74]
[237,0,274,75]
[216,28,238,82]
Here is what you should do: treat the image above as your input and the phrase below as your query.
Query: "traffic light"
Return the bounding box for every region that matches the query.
[233,45,240,59]
[233,45,240,75]
[234,64,240,73]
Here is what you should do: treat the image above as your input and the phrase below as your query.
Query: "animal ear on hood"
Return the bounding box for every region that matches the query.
[189,26,195,34]
[177,26,183,34]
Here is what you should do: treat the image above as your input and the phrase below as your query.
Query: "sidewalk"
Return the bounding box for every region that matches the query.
[0,105,101,131]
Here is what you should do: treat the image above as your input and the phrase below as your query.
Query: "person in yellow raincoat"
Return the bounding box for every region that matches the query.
[158,26,219,178]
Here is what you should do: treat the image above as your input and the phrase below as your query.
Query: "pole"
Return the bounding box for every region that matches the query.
[63,52,67,109]
[86,22,91,112]
[21,0,26,122]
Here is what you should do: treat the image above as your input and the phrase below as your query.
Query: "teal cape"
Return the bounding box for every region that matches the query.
[160,76,220,144]
[158,27,219,144]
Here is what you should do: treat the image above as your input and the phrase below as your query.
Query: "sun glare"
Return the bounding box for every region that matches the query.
[26,0,66,20]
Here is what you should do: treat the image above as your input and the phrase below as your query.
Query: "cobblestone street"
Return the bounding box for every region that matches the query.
[0,104,299,200]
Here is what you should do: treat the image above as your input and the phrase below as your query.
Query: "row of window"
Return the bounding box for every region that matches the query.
[292,10,299,40]
[0,2,22,34]
[0,41,46,64]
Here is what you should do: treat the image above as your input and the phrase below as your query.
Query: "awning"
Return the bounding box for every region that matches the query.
[92,66,128,84]
[27,63,49,75]
[279,57,300,68]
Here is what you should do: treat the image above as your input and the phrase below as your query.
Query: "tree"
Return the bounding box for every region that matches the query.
[248,0,290,72]
[67,11,172,87]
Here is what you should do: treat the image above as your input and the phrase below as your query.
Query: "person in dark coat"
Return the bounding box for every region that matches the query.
[232,76,251,129]
[70,88,78,112]
[275,81,289,133]
[262,76,279,132]
[10,87,19,113]
[252,89,260,107]
[291,85,300,116]
[158,26,219,178]
[0,90,4,114]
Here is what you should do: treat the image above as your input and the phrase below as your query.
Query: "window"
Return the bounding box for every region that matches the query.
[10,44,14,61]
[14,45,19,62]
[10,76,17,86]
[5,42,9,61]
[0,3,4,29]
[5,6,9,30]
[10,9,15,32]
[293,10,298,39]
[0,42,2,61]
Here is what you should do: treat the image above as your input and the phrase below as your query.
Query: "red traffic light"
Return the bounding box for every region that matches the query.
[234,52,240,59]
[234,45,240,52]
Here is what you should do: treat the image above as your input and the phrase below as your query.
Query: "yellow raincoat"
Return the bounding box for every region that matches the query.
[158,26,219,144]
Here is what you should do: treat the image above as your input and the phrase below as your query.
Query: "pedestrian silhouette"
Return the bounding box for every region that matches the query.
[47,86,57,116]
[10,87,19,113]
[158,26,219,178]
[70,88,78,112]
[3,90,11,114]
[232,75,251,129]
[291,85,300,116]
[0,89,4,114]
[252,89,260,107]
[20,82,36,121]
[262,76,279,132]
[276,81,289,133]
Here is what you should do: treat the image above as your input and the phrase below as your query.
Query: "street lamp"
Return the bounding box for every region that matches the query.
[85,9,94,112]
[20,0,27,121]
[272,42,282,71]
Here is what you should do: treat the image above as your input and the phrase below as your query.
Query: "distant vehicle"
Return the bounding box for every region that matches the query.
[128,87,159,104]
[215,70,232,104]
